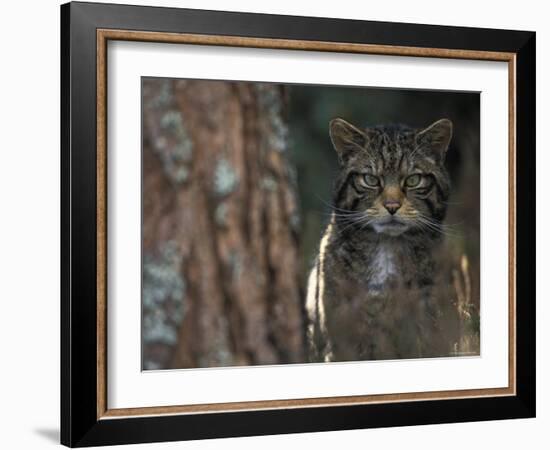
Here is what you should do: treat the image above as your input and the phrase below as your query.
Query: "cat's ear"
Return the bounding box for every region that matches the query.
[329,118,367,163]
[416,119,453,162]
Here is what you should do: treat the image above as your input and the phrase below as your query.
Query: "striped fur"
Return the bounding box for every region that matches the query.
[304,118,454,362]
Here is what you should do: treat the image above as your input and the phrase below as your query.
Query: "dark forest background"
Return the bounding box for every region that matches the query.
[141,78,480,370]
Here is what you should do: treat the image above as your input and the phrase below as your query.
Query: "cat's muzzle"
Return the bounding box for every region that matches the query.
[372,216,409,236]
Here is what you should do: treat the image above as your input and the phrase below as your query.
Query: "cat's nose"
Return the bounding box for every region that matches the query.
[384,201,401,215]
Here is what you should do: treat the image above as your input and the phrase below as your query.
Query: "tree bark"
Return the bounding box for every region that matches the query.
[142,78,305,369]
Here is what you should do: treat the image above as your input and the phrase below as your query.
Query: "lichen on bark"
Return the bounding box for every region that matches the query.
[142,78,305,369]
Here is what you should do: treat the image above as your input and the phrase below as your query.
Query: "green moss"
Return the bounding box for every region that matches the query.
[153,110,193,185]
[171,165,189,184]
[142,241,186,345]
[143,360,162,370]
[290,211,301,232]
[214,202,228,227]
[213,158,238,196]
[198,317,233,367]
[145,79,173,109]
[255,84,289,152]
[260,176,277,191]
[228,250,243,280]
[287,164,298,188]
[161,110,182,131]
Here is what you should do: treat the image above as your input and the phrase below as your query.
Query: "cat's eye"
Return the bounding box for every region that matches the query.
[405,174,422,188]
[363,174,380,187]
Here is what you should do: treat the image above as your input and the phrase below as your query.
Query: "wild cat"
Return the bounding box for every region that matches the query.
[306,117,454,362]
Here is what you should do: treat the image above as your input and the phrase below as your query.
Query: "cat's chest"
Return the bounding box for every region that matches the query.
[363,243,420,294]
[329,239,417,291]
[369,245,399,287]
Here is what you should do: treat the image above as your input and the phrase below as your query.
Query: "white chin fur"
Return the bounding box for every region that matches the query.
[372,222,409,236]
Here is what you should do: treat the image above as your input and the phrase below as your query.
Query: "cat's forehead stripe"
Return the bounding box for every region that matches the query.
[376,130,405,173]
[362,127,430,174]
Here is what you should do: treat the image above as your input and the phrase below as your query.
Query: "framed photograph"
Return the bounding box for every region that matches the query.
[61,1,535,447]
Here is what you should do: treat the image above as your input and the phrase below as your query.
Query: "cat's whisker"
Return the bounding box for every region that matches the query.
[334,220,362,236]
[414,216,461,238]
[320,211,364,219]
[358,218,376,232]
[315,195,359,214]
[414,220,442,237]
[421,216,463,230]
[333,214,376,236]
[415,212,464,232]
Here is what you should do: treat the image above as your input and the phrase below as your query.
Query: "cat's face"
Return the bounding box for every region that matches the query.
[329,118,452,237]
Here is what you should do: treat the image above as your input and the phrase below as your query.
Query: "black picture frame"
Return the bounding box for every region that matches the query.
[61,1,535,447]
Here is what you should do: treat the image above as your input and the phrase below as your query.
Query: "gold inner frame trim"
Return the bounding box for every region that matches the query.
[96,28,517,420]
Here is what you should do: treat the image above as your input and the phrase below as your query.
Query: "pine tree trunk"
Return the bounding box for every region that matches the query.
[142,78,305,369]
